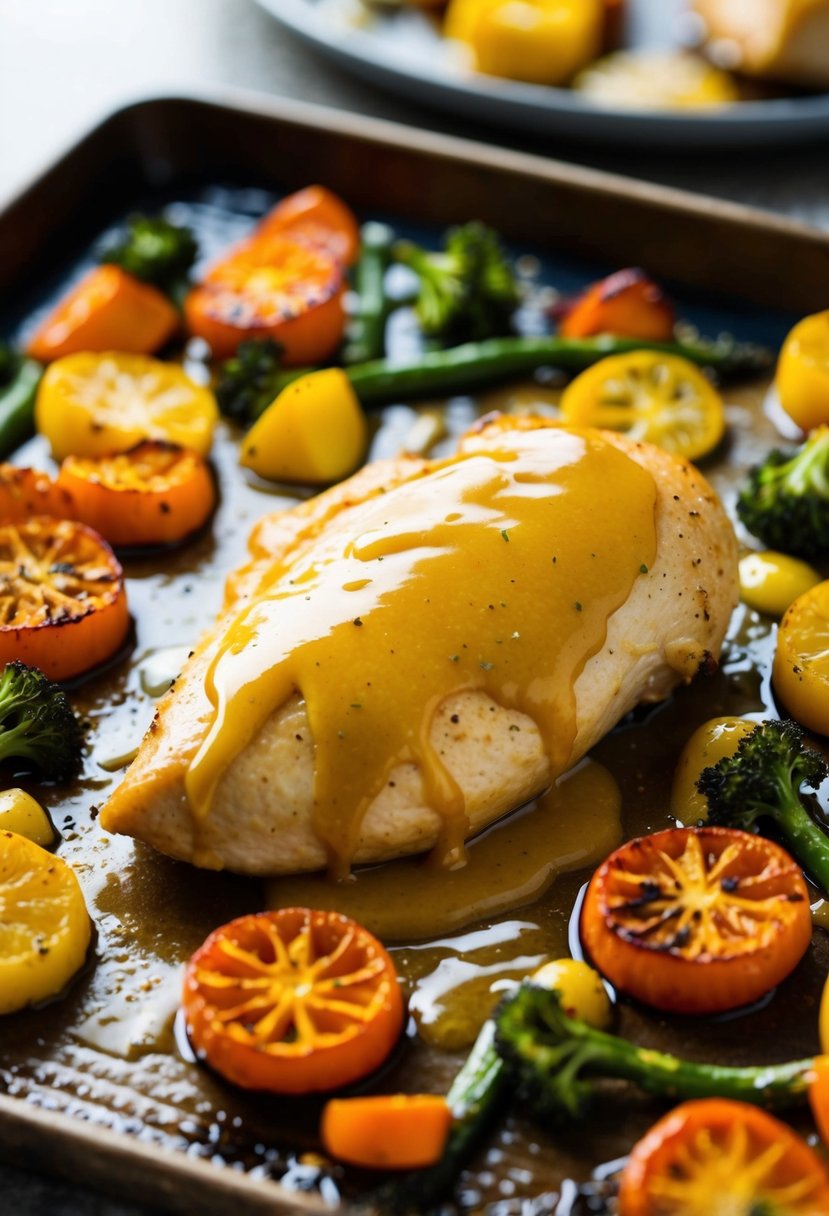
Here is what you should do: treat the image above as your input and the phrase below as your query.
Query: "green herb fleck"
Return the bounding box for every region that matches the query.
[574,602,583,612]
[640,564,649,574]
[501,529,510,542]
[480,660,494,671]
[350,702,362,709]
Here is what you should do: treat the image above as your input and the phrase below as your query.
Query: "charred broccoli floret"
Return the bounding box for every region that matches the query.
[737,427,829,558]
[99,213,198,293]
[393,221,520,343]
[697,717,829,892]
[0,662,84,782]
[495,984,812,1124]
[215,338,285,426]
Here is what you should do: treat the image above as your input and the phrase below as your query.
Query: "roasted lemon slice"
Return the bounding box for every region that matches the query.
[560,351,726,462]
[0,830,91,1015]
[36,352,218,461]
[774,579,829,735]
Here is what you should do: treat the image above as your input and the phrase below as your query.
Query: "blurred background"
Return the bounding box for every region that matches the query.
[0,0,827,227]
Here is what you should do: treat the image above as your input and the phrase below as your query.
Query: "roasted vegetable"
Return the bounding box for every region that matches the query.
[559,267,675,341]
[321,1095,452,1170]
[737,426,829,559]
[697,717,829,893]
[342,221,395,364]
[774,580,829,738]
[263,331,773,414]
[0,345,42,458]
[0,662,84,782]
[393,222,520,343]
[98,214,198,295]
[215,338,285,425]
[495,984,813,1122]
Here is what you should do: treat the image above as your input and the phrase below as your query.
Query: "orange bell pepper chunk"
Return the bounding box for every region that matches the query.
[321,1094,452,1170]
[559,267,674,341]
[27,265,179,363]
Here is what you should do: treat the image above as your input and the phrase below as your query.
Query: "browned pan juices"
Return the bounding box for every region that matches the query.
[1,96,829,1215]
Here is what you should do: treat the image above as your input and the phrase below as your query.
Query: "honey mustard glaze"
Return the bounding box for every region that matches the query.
[185,427,657,875]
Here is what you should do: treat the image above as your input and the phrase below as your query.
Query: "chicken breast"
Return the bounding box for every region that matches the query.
[101,419,738,875]
[693,0,829,89]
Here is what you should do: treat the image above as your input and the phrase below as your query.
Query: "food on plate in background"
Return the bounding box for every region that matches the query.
[444,0,605,86]
[693,0,829,89]
[574,49,738,109]
[101,418,738,875]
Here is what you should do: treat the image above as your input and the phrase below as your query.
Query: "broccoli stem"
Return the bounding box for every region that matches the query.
[512,1014,812,1109]
[0,357,42,459]
[766,773,829,892]
[259,332,771,416]
[342,222,395,365]
[374,1020,505,1212]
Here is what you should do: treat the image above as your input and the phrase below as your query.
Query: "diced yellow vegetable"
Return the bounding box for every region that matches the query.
[0,830,91,1015]
[0,789,54,847]
[35,352,218,461]
[445,0,604,86]
[240,368,368,485]
[573,51,738,110]
[739,550,821,618]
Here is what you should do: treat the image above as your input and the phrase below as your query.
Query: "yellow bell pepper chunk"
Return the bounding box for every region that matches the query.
[36,352,218,461]
[574,50,739,110]
[445,0,604,86]
[739,550,821,618]
[776,311,829,433]
[240,368,368,485]
[0,789,54,847]
[0,830,91,1015]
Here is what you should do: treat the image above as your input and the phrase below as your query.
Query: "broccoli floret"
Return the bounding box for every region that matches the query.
[0,662,84,782]
[495,984,812,1123]
[99,214,198,293]
[697,718,829,892]
[737,427,829,558]
[394,221,520,343]
[215,338,285,425]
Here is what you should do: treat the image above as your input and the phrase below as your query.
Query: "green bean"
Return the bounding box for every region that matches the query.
[0,357,43,458]
[342,222,396,366]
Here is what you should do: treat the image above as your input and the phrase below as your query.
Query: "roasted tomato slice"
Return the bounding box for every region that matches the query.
[0,518,129,681]
[0,464,75,522]
[580,826,811,1014]
[57,440,216,550]
[185,238,346,363]
[559,267,675,342]
[618,1098,829,1216]
[182,908,404,1094]
[26,265,178,363]
[810,1055,829,1148]
[252,185,360,267]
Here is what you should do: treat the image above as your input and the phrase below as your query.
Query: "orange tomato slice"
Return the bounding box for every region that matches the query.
[0,518,129,681]
[618,1098,829,1216]
[182,907,404,1094]
[559,268,675,342]
[57,441,216,550]
[185,237,346,362]
[580,826,811,1014]
[27,265,178,363]
[0,464,76,523]
[252,185,360,267]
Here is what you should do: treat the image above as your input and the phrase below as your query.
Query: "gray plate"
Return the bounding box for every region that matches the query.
[261,0,829,147]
